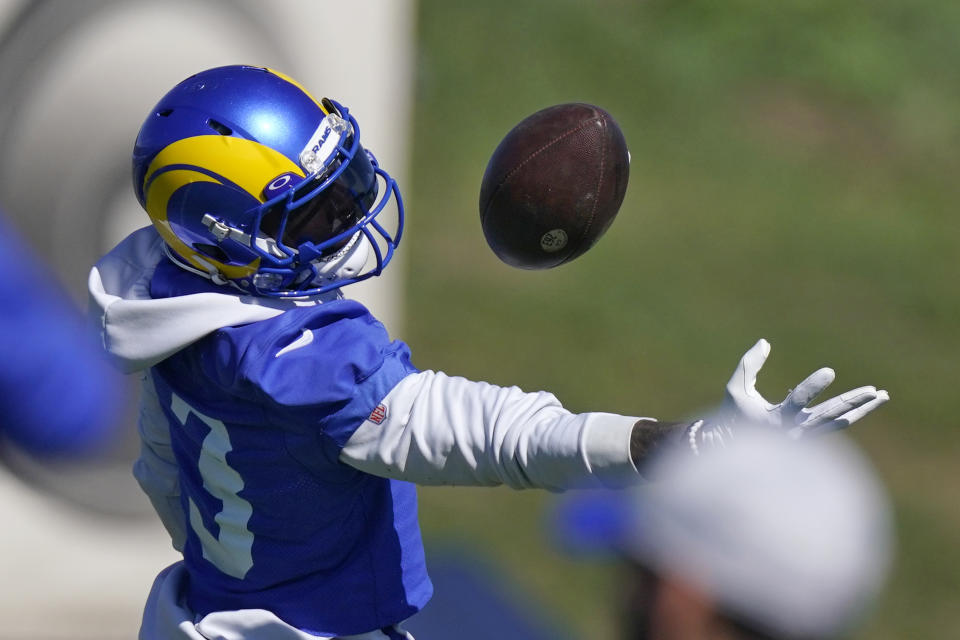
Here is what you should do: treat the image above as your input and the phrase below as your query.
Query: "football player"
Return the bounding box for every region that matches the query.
[88,65,889,640]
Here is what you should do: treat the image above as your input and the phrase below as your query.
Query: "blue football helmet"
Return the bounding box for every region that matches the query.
[132,65,403,297]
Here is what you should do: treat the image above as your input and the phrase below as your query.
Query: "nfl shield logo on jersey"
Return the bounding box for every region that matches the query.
[369,403,388,425]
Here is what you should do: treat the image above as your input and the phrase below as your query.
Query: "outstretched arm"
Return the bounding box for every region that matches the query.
[340,339,888,486]
[339,370,652,490]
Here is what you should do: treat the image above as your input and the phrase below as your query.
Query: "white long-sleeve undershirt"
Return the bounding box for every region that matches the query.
[134,373,187,552]
[340,370,641,491]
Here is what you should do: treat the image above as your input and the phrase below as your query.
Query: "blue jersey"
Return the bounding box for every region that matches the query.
[148,260,432,636]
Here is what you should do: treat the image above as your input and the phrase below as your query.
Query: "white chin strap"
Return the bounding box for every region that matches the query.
[310,231,370,286]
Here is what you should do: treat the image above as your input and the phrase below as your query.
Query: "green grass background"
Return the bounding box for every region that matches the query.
[401,1,960,638]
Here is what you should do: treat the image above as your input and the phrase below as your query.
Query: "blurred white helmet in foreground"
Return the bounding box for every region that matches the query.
[629,428,894,640]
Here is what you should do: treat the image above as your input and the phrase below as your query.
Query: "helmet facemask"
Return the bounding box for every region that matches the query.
[241,103,402,297]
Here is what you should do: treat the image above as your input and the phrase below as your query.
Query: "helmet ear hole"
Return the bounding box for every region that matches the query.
[321,97,339,116]
[194,243,229,262]
[207,119,233,136]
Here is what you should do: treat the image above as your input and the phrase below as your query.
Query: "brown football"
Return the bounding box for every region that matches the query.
[479,103,630,269]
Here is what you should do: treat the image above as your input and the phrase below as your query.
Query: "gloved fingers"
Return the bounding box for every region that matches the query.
[781,367,835,415]
[800,385,879,430]
[801,389,890,437]
[726,339,771,401]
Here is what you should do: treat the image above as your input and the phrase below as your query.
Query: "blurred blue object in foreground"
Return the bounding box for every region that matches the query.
[0,213,122,457]
[405,548,572,640]
[549,489,638,558]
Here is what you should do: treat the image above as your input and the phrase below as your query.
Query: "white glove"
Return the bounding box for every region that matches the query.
[688,339,889,454]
